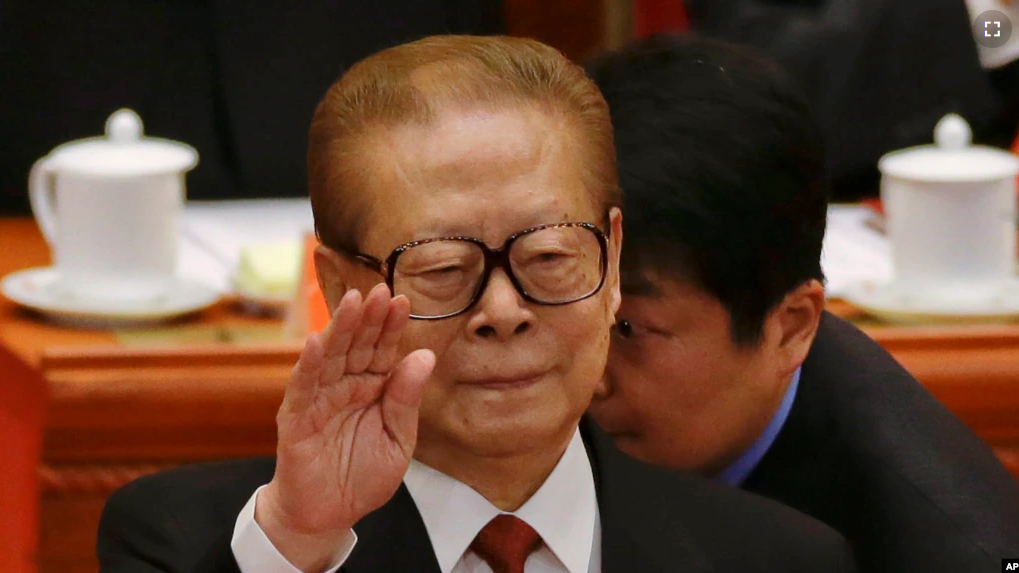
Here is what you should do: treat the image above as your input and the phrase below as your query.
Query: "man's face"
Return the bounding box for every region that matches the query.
[588,272,787,476]
[322,105,622,462]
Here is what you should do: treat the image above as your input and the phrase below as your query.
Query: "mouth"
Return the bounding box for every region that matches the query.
[466,372,546,391]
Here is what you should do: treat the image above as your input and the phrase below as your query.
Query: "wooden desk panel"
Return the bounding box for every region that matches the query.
[0,219,293,573]
[3,218,1019,573]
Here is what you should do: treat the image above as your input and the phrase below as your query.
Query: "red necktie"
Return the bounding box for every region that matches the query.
[470,514,543,573]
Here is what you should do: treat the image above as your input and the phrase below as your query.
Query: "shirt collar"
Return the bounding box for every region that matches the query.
[717,367,801,487]
[403,427,597,573]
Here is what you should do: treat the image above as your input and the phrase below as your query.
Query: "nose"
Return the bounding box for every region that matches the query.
[466,268,535,340]
[592,369,614,400]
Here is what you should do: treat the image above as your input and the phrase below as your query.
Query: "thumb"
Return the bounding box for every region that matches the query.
[381,349,435,455]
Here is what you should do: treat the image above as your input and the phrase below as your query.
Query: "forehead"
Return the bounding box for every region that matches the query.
[356,106,601,252]
[620,267,711,305]
[620,268,664,297]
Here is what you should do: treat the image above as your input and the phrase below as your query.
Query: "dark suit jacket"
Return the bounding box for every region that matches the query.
[685,0,1019,201]
[0,0,502,214]
[97,421,855,573]
[743,312,1019,572]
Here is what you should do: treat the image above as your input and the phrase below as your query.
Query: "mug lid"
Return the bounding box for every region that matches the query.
[878,114,1019,182]
[45,109,198,177]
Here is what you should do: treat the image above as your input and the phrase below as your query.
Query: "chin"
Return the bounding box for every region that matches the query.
[607,433,645,455]
[421,376,588,456]
[606,433,664,465]
[616,436,721,474]
[467,404,580,455]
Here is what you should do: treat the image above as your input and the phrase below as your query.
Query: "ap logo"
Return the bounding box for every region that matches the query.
[1004,558,1019,571]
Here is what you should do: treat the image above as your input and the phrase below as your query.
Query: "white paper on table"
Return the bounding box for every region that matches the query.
[821,205,894,298]
[175,199,315,293]
[176,234,235,293]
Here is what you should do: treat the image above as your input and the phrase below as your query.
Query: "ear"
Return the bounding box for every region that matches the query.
[605,207,624,316]
[314,244,386,315]
[762,279,825,376]
[316,245,389,313]
[314,245,350,314]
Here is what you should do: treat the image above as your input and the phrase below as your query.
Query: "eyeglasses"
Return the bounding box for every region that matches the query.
[344,222,609,320]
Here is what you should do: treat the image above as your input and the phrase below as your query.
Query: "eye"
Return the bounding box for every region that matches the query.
[613,318,635,338]
[425,265,465,276]
[611,317,662,340]
[534,252,566,263]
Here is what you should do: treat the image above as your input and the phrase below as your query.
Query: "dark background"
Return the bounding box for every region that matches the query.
[2,0,1017,214]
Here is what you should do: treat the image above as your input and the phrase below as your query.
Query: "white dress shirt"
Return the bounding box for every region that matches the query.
[231,428,601,573]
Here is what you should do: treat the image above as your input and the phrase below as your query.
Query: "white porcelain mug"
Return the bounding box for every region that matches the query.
[879,114,1019,305]
[882,177,1017,303]
[28,109,198,304]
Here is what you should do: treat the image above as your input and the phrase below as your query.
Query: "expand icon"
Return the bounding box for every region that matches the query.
[974,9,1013,48]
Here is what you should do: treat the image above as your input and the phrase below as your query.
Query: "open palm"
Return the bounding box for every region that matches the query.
[267,284,435,534]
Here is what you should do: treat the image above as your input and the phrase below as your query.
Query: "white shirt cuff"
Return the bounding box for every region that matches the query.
[231,484,358,573]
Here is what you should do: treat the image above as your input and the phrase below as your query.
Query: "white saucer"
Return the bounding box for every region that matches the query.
[0,267,221,328]
[842,278,1019,324]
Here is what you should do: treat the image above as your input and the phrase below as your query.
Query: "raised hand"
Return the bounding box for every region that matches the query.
[256,283,435,571]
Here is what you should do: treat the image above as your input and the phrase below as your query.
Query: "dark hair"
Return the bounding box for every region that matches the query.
[585,34,828,346]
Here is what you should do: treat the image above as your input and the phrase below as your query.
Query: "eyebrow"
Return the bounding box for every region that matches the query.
[619,271,662,297]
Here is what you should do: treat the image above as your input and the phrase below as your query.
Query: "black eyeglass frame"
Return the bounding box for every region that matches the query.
[343,222,610,320]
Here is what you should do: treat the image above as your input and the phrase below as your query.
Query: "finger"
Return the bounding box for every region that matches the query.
[346,283,392,373]
[282,332,325,412]
[367,295,411,374]
[381,349,436,457]
[318,289,365,376]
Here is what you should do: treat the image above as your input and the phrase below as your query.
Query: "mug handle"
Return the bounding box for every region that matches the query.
[28,157,58,246]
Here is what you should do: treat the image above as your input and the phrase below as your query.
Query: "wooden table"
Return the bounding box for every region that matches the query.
[0,218,298,573]
[2,217,1019,573]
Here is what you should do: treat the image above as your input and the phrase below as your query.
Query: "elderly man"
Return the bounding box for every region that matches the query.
[96,35,855,573]
[585,34,1019,573]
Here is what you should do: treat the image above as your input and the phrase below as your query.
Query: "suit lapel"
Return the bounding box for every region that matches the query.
[582,418,714,573]
[340,484,442,573]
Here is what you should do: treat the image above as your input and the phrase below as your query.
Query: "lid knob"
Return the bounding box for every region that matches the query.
[105,108,143,143]
[934,113,972,150]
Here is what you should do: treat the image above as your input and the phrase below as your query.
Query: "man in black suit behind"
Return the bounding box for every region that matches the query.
[97,35,855,573]
[585,34,1019,573]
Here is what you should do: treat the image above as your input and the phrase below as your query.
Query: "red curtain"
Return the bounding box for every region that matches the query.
[632,0,689,38]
